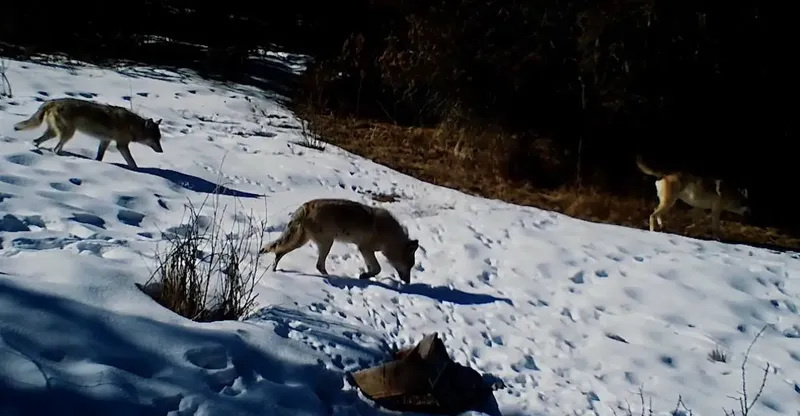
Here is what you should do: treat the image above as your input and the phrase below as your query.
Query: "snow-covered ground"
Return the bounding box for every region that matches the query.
[0,55,798,416]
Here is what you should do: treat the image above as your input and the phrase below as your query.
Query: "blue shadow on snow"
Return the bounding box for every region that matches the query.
[252,305,389,364]
[115,164,263,198]
[0,277,377,416]
[290,272,513,307]
[26,149,262,199]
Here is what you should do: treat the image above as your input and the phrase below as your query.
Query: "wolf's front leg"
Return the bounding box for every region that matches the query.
[358,248,381,280]
[710,200,723,241]
[117,142,138,168]
[315,239,333,275]
[96,140,111,161]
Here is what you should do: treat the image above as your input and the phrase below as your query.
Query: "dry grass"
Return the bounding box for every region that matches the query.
[293,118,326,151]
[708,346,729,363]
[0,58,12,98]
[140,196,269,322]
[299,109,800,252]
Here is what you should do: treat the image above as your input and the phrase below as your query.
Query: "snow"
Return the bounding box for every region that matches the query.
[0,55,799,416]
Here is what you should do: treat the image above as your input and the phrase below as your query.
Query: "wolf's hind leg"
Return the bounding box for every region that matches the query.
[33,128,56,147]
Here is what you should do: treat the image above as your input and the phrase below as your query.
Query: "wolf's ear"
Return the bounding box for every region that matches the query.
[407,239,419,251]
[154,118,162,125]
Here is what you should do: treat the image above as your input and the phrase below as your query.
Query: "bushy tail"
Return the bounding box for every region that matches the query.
[635,155,666,178]
[13,103,50,131]
[260,205,308,254]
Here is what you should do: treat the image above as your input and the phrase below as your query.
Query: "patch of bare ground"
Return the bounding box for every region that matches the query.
[362,190,403,203]
[299,109,800,252]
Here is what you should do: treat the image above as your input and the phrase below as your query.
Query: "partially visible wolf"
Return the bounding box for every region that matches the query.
[13,97,163,168]
[260,198,420,284]
[636,156,750,238]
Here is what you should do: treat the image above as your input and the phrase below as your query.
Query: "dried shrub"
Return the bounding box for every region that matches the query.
[142,196,268,322]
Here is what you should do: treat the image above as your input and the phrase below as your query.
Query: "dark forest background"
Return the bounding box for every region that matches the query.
[2,0,798,248]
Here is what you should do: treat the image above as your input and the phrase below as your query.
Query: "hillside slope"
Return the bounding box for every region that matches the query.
[0,56,797,415]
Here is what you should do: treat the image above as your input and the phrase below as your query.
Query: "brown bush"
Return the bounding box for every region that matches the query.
[295,0,797,238]
[295,105,800,251]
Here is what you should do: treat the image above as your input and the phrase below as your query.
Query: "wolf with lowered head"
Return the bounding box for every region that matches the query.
[14,97,163,168]
[260,198,420,284]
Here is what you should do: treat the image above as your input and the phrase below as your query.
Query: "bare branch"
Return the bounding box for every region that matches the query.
[638,385,646,416]
[739,324,769,415]
[0,59,12,98]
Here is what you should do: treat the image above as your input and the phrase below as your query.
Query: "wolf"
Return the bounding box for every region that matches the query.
[260,198,420,284]
[13,97,163,168]
[635,156,750,238]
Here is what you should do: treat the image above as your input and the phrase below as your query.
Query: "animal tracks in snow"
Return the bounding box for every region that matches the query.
[2,58,800,416]
[253,305,385,374]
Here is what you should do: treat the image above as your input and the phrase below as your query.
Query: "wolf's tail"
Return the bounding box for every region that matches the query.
[13,102,50,131]
[260,205,309,254]
[635,155,667,178]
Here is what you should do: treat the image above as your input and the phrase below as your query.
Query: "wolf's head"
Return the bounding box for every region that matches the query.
[723,186,751,217]
[733,187,751,216]
[140,118,164,153]
[385,238,420,284]
[716,179,751,217]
